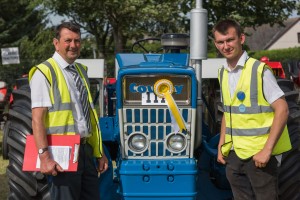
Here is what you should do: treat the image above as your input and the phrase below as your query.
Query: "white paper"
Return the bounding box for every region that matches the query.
[142,92,167,105]
[36,146,71,170]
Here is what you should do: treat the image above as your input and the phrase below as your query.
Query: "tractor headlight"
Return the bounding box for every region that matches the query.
[128,133,148,153]
[166,133,187,153]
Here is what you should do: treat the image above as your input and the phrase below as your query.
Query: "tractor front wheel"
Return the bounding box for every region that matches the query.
[4,84,50,199]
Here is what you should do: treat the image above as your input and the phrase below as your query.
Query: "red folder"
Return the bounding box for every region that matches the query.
[23,134,80,172]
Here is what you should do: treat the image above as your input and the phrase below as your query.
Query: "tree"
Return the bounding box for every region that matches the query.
[39,0,111,58]
[0,0,45,46]
[204,0,297,56]
[20,28,55,69]
[39,0,297,58]
[37,0,191,57]
[0,0,48,86]
[204,0,296,30]
[297,1,300,15]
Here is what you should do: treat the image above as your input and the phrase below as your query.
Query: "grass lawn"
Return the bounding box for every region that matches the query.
[0,130,9,199]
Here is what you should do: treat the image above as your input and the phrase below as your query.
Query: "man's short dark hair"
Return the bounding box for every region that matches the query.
[212,19,243,39]
[55,22,81,40]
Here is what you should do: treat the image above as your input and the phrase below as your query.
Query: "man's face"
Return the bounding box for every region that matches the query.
[213,27,245,62]
[53,28,81,64]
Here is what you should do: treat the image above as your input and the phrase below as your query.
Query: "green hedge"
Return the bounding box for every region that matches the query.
[249,47,300,62]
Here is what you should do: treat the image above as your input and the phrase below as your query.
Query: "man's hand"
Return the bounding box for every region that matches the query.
[217,147,226,165]
[217,115,227,165]
[253,148,272,168]
[32,107,64,176]
[97,153,108,174]
[39,152,64,176]
[253,97,288,168]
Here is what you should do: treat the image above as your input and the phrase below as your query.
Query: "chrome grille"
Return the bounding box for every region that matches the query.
[122,107,192,159]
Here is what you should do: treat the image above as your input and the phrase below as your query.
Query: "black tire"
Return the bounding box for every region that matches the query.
[4,84,50,200]
[277,79,300,200]
[1,120,10,159]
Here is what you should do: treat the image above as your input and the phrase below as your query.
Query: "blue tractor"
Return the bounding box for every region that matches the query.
[98,36,233,199]
[96,1,233,199]
[2,1,300,200]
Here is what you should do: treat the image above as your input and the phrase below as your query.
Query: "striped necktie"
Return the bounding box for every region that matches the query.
[67,65,91,133]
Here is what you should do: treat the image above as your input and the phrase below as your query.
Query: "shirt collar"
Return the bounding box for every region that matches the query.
[52,52,75,69]
[222,51,249,72]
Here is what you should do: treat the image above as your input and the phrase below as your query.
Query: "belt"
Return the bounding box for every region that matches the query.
[80,137,87,144]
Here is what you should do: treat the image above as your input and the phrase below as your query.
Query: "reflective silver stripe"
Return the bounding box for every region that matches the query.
[250,60,260,106]
[43,61,63,111]
[219,68,224,101]
[226,127,270,136]
[47,125,76,134]
[223,105,273,113]
[43,61,73,112]
[49,103,72,112]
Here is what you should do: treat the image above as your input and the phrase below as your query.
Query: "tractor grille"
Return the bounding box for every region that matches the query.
[122,107,192,159]
[120,74,193,159]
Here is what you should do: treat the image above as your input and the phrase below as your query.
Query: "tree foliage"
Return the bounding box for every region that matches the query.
[0,0,298,82]
[38,0,191,57]
[38,0,297,58]
[0,0,45,46]
[204,0,297,55]
[297,1,300,15]
[205,0,296,29]
[0,0,49,86]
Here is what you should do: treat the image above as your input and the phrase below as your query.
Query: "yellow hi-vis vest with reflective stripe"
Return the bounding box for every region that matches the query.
[29,58,103,158]
[218,57,291,159]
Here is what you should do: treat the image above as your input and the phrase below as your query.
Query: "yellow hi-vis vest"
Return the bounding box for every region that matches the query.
[218,57,291,159]
[29,58,103,158]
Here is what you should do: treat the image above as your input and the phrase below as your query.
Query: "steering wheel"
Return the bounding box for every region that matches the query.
[131,38,163,53]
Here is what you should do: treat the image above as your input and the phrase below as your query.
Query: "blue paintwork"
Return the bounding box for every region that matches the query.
[116,53,189,68]
[98,144,116,200]
[100,116,119,142]
[116,159,197,200]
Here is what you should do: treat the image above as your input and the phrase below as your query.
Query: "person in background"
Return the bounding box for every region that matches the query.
[213,19,291,200]
[29,22,108,200]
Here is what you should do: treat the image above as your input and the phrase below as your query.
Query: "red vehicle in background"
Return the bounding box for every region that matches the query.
[104,77,116,116]
[0,81,9,122]
[260,56,286,79]
[261,56,300,104]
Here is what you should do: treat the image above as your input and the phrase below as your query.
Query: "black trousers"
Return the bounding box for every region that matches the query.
[48,143,99,200]
[225,151,278,200]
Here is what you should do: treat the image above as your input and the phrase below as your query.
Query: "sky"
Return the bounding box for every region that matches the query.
[48,15,68,26]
